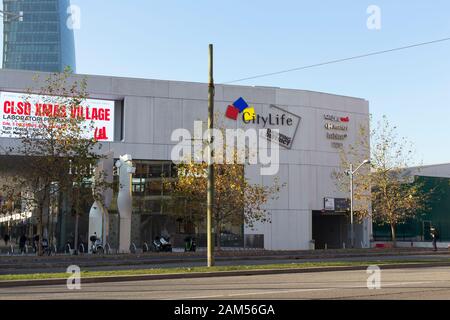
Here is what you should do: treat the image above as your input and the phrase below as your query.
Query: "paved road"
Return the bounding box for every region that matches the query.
[0,253,449,275]
[1,266,450,299]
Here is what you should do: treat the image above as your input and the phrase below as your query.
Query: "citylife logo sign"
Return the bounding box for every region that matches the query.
[226,97,301,149]
[170,119,280,176]
[324,113,350,148]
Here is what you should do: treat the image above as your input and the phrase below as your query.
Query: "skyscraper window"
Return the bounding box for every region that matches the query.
[2,0,76,72]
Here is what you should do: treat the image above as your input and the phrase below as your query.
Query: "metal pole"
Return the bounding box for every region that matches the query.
[207,44,215,267]
[350,163,354,249]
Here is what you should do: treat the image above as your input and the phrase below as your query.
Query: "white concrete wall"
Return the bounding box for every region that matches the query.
[405,163,450,179]
[0,69,370,250]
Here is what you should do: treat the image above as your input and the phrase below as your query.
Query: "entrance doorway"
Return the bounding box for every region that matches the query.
[312,211,348,249]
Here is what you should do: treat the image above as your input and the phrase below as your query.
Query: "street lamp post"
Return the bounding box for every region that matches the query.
[347,159,370,249]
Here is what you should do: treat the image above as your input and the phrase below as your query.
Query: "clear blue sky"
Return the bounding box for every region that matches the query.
[2,0,450,165]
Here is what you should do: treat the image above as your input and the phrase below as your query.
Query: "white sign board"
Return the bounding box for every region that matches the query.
[256,105,301,149]
[324,197,335,211]
[0,91,115,141]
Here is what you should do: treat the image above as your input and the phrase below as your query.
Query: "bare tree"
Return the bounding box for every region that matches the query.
[335,115,430,247]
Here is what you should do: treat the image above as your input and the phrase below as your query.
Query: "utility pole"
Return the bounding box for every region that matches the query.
[349,163,354,249]
[207,44,215,267]
[347,159,370,249]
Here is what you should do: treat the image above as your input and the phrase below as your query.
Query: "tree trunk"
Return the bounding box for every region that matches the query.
[390,223,397,248]
[37,207,43,256]
[47,205,52,250]
[74,213,79,254]
[73,188,80,254]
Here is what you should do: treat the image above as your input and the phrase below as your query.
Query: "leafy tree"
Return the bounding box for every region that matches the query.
[335,115,430,247]
[0,68,109,255]
[164,125,283,250]
[369,116,430,247]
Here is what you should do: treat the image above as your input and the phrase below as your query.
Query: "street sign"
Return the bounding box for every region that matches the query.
[335,198,350,212]
[324,197,335,211]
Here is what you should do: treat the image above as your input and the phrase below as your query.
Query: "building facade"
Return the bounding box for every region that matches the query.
[373,163,450,243]
[2,0,76,72]
[0,69,371,251]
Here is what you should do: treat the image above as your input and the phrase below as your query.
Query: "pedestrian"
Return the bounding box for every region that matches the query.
[19,234,27,254]
[33,234,39,253]
[3,233,10,246]
[430,227,439,252]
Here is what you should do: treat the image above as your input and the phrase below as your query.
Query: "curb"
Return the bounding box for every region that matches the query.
[1,261,450,288]
[1,250,449,270]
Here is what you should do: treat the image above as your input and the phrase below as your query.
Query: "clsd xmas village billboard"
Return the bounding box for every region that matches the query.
[0,91,115,141]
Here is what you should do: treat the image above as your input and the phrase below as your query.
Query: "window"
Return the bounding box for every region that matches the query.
[114,160,175,215]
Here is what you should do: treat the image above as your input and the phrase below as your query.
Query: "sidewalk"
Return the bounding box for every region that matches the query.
[0,247,447,271]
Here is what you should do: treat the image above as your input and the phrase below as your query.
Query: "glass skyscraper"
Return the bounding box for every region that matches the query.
[2,0,76,72]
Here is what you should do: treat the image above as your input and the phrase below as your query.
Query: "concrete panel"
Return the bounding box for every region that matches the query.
[316,165,345,209]
[345,96,369,115]
[169,82,208,100]
[182,99,208,134]
[112,78,169,97]
[283,149,311,165]
[299,165,318,210]
[153,98,183,144]
[275,88,311,107]
[109,143,168,161]
[123,96,153,144]
[223,85,276,105]
[308,151,341,168]
[286,105,315,151]
[244,213,272,249]
[245,164,263,185]
[83,76,113,95]
[269,210,310,250]
[309,92,351,111]
[262,164,289,210]
[0,69,42,90]
[410,164,450,178]
[299,210,313,248]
